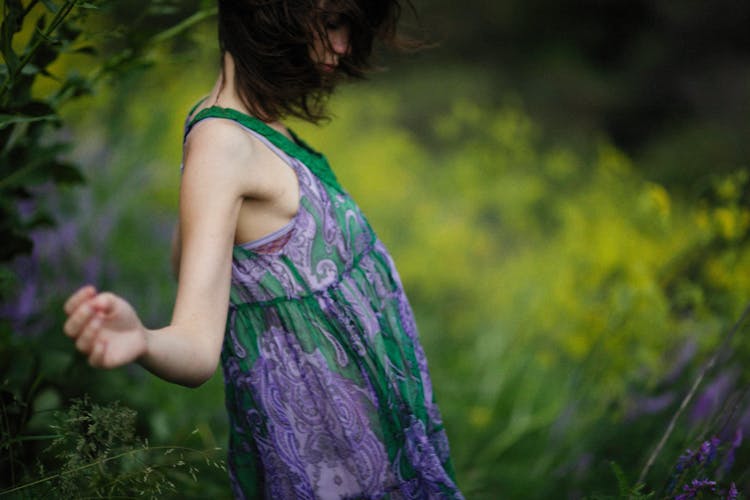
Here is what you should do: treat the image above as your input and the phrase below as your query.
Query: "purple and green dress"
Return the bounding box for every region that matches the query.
[185,106,462,499]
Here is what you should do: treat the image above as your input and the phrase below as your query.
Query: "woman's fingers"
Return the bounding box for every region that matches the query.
[63,290,117,342]
[63,285,96,315]
[88,339,107,368]
[92,292,117,315]
[64,289,141,369]
[63,301,97,339]
[75,313,103,352]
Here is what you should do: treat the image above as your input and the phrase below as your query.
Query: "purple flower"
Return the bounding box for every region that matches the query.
[721,428,743,475]
[675,479,717,499]
[732,428,742,448]
[726,482,738,500]
[675,448,695,473]
[676,436,721,472]
[691,373,736,422]
[626,392,676,420]
[696,436,721,464]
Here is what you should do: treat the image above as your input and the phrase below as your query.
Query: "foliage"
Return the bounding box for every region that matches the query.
[292,88,750,497]
[0,0,221,495]
[0,0,92,268]
[1,0,107,489]
[1,1,749,497]
[664,434,743,500]
[0,0,215,269]
[407,0,750,191]
[0,396,224,499]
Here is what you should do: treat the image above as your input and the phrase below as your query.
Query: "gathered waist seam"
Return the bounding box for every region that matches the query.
[231,238,380,311]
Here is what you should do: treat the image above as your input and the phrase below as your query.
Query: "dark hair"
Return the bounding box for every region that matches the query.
[217,0,414,123]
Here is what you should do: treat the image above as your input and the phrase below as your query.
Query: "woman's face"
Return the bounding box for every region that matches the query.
[309,11,351,73]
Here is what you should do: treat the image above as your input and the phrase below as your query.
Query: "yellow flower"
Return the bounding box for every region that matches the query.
[646,183,671,218]
[714,208,737,240]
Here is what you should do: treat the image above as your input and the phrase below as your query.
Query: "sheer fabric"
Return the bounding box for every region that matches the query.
[184,107,462,499]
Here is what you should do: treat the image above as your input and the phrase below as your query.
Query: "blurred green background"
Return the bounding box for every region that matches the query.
[2,0,750,498]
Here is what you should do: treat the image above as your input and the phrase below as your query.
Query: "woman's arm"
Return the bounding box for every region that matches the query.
[63,119,258,387]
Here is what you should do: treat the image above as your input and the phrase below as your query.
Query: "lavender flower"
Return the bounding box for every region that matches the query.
[626,392,676,420]
[674,479,717,499]
[676,436,721,472]
[726,482,738,500]
[691,373,736,423]
[696,436,722,465]
[721,429,743,475]
[668,434,742,498]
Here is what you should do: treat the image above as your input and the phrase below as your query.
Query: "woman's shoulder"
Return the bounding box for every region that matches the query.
[183,114,294,199]
[185,117,257,169]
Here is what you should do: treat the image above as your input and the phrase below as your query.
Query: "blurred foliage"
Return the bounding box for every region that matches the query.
[1,0,750,498]
[0,0,93,267]
[0,0,220,496]
[405,0,750,192]
[292,88,750,498]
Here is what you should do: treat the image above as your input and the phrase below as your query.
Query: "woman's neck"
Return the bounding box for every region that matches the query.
[210,52,292,139]
[210,52,244,110]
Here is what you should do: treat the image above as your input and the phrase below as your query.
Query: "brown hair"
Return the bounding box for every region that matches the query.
[217,0,415,123]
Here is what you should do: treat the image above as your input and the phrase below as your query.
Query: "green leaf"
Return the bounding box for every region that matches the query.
[608,461,631,497]
[20,63,40,75]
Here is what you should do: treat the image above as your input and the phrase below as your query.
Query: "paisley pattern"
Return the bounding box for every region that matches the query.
[185,107,462,499]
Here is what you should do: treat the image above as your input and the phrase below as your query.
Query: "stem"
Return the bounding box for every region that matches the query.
[0,396,16,487]
[149,7,217,45]
[636,301,750,488]
[58,7,217,105]
[1,434,61,445]
[0,445,214,495]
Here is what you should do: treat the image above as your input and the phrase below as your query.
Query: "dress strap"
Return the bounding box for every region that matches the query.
[185,105,344,193]
[186,96,209,118]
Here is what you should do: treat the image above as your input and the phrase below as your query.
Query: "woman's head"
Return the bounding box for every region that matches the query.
[217,0,411,123]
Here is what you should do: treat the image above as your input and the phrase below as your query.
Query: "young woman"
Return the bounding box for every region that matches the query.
[63,0,462,497]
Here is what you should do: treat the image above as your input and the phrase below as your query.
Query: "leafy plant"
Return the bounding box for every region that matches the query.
[0,396,224,498]
[0,0,219,493]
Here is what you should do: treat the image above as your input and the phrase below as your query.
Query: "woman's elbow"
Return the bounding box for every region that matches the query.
[174,341,221,388]
[182,361,219,388]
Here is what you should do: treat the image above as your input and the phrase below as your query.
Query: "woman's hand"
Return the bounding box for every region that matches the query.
[63,285,147,368]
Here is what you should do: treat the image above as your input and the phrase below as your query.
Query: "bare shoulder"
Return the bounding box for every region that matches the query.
[182,118,273,197]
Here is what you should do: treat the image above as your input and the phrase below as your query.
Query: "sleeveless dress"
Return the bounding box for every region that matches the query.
[184,105,463,500]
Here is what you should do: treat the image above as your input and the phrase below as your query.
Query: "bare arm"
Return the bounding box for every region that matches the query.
[64,120,257,387]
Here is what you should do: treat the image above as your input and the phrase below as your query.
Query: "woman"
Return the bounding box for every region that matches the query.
[63,0,462,497]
